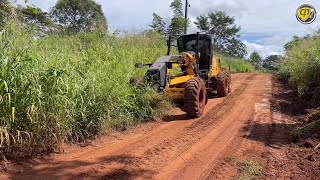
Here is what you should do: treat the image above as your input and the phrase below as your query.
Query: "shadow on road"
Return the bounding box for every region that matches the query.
[163,93,220,122]
[8,155,154,179]
[241,121,294,149]
[241,77,317,148]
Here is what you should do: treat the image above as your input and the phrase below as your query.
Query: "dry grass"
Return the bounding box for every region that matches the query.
[237,160,262,180]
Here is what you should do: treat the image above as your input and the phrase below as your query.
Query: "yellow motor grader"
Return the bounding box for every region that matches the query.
[136,32,231,118]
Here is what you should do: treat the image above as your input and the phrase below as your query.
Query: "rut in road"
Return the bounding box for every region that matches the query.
[77,73,257,179]
[11,73,270,180]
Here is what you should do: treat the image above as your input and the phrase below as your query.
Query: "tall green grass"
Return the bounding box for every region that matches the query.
[0,21,254,156]
[280,36,320,101]
[221,56,255,73]
[0,23,172,156]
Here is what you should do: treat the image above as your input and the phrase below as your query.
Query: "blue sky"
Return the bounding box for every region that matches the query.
[15,0,320,58]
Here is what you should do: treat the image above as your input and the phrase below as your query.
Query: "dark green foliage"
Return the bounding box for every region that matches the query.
[149,0,189,36]
[150,13,167,36]
[17,5,52,26]
[169,0,188,36]
[194,15,209,32]
[284,36,301,51]
[17,5,53,34]
[291,120,320,140]
[249,51,262,69]
[50,0,108,34]
[263,55,282,70]
[225,38,247,58]
[0,0,11,28]
[194,11,247,58]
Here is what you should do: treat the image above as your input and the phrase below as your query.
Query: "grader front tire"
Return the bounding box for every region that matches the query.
[184,77,207,118]
[217,72,229,97]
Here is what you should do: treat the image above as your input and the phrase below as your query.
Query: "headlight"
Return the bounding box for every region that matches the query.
[178,56,190,66]
[177,59,186,65]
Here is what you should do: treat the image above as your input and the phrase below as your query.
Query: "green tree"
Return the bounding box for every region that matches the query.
[249,51,262,69]
[263,55,281,70]
[194,11,247,58]
[225,38,247,58]
[50,0,108,34]
[150,13,166,36]
[168,0,188,35]
[0,0,12,28]
[17,5,53,33]
[284,36,300,51]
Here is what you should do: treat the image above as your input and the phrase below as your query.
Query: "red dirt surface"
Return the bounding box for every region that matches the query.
[0,73,319,180]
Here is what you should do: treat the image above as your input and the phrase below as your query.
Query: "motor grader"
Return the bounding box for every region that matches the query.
[136,32,231,118]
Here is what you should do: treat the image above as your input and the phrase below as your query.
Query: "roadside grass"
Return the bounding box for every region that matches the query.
[0,23,173,156]
[279,36,320,101]
[279,36,320,141]
[291,120,320,140]
[291,110,320,140]
[237,160,262,180]
[221,56,256,73]
[0,21,253,157]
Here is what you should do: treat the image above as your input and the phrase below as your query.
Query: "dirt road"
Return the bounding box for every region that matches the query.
[5,73,277,179]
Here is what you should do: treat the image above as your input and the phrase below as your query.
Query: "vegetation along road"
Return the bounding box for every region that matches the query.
[3,73,316,179]
[1,0,320,179]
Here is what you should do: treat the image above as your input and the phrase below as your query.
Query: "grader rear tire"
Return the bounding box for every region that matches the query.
[217,72,229,97]
[184,77,207,118]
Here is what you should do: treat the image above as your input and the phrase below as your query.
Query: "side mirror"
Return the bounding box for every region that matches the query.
[135,63,144,68]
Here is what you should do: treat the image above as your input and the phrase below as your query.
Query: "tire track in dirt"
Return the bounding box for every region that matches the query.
[199,74,273,180]
[9,73,269,180]
[67,73,250,161]
[138,75,257,169]
[63,73,249,162]
[155,74,267,179]
[68,73,257,179]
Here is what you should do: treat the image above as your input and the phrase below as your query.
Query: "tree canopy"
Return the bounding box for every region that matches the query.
[150,13,166,36]
[263,55,282,70]
[18,5,52,26]
[17,5,53,33]
[194,11,247,58]
[249,51,262,69]
[50,0,108,34]
[169,0,188,36]
[284,36,300,51]
[150,0,189,37]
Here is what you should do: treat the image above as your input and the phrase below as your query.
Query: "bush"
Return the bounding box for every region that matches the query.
[291,120,320,140]
[0,23,172,156]
[280,36,320,101]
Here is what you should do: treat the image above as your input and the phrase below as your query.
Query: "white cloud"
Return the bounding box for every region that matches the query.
[255,35,288,46]
[243,40,284,58]
[188,0,248,18]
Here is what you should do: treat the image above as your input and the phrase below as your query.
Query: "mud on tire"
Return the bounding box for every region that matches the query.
[217,71,231,97]
[184,77,207,118]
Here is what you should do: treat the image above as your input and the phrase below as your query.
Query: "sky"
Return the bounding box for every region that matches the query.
[15,0,320,58]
